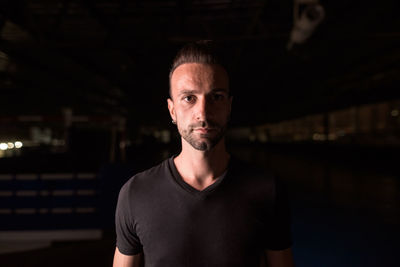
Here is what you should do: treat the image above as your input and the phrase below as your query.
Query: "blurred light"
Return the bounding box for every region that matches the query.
[161,130,171,143]
[312,133,327,141]
[0,50,9,72]
[328,133,337,140]
[1,20,32,42]
[391,109,399,117]
[52,139,66,146]
[249,134,256,142]
[337,130,345,137]
[14,141,23,148]
[7,142,14,149]
[153,131,161,138]
[0,143,7,150]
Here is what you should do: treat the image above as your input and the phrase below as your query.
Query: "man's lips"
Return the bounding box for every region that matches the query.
[193,128,215,133]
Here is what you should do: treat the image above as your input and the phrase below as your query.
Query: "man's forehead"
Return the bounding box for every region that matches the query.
[171,63,229,87]
[169,63,230,99]
[172,63,228,78]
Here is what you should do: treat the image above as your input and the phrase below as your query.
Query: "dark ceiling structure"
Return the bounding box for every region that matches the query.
[0,0,399,127]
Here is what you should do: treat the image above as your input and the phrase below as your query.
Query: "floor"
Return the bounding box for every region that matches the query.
[0,144,399,266]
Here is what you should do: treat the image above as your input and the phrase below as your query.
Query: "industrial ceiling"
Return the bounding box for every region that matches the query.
[1,0,399,127]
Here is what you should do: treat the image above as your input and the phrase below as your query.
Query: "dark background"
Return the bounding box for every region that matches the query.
[0,0,399,266]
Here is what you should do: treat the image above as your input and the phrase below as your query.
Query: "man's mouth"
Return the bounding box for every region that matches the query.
[193,128,215,133]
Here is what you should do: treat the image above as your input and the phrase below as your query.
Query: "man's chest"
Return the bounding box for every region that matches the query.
[131,189,269,266]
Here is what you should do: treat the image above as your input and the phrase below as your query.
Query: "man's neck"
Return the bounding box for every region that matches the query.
[174,138,230,191]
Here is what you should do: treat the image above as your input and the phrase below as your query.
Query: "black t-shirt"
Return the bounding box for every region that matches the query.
[115,156,292,267]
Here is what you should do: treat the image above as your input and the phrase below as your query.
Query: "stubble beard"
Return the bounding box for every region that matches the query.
[179,120,227,151]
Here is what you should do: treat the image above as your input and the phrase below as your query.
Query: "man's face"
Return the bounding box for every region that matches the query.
[168,63,232,151]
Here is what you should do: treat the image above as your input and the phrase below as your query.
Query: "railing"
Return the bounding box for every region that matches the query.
[0,172,101,231]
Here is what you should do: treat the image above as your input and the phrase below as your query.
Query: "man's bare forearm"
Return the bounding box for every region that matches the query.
[264,248,295,267]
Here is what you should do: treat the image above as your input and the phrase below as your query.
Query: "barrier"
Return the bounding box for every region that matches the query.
[0,172,100,231]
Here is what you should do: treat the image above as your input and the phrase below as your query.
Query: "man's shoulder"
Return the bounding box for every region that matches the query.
[120,157,172,194]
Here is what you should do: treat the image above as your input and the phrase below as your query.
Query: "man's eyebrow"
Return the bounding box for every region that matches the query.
[178,88,229,96]
[211,88,229,93]
[178,90,198,96]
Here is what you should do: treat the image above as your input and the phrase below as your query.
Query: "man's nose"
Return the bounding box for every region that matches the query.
[196,97,211,121]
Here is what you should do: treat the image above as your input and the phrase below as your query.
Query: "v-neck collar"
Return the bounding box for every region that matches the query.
[167,155,229,197]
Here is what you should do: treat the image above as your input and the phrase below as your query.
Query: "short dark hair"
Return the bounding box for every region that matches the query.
[169,40,230,98]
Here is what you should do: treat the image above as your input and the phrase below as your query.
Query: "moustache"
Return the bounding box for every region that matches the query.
[189,121,220,130]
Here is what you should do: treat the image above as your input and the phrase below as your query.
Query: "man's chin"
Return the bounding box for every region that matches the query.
[190,139,212,151]
[181,129,225,151]
[183,137,212,151]
[194,144,210,151]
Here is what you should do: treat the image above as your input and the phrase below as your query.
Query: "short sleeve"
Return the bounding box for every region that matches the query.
[264,178,293,250]
[115,181,143,255]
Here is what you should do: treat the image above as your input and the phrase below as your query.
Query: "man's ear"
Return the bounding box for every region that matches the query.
[167,98,176,122]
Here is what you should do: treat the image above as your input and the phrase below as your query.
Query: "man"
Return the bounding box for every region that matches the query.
[113,41,295,267]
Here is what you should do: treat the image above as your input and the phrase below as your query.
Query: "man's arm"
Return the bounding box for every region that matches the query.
[113,247,143,267]
[262,248,295,267]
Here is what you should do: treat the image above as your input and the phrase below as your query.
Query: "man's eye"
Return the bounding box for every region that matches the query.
[213,94,225,101]
[183,95,195,103]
